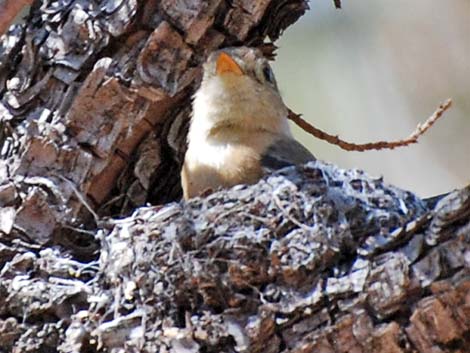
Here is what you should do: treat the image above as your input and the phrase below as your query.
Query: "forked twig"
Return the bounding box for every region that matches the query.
[288,99,452,152]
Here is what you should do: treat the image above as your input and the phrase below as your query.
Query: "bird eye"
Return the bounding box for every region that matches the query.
[262,65,275,84]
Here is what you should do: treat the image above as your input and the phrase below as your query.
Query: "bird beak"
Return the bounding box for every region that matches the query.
[216,52,244,76]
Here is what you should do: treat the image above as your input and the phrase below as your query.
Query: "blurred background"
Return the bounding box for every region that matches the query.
[273,0,470,197]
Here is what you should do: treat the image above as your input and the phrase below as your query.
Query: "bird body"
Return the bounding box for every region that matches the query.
[182,47,314,199]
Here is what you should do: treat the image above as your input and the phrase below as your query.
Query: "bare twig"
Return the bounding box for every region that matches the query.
[56,174,100,225]
[288,99,452,152]
[0,0,33,36]
[272,191,314,231]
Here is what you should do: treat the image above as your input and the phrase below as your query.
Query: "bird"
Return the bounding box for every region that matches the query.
[181,47,315,199]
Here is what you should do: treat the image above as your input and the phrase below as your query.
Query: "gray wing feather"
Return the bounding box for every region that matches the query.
[261,137,315,172]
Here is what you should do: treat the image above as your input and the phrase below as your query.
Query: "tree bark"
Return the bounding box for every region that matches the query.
[0,1,468,352]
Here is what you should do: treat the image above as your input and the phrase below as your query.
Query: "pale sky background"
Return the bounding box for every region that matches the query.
[273,0,470,197]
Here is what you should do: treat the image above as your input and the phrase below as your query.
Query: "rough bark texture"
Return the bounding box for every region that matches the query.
[0,1,469,352]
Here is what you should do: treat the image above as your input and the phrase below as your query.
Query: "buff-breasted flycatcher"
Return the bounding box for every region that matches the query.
[181,47,315,199]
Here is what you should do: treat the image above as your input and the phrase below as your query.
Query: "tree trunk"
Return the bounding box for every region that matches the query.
[0,1,468,352]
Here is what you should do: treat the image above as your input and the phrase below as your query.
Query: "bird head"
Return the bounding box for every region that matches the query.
[191,47,291,139]
[204,47,280,92]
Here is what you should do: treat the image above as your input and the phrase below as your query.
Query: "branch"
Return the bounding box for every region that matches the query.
[288,99,452,151]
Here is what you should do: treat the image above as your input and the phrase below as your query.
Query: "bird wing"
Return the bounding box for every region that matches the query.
[261,137,315,173]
